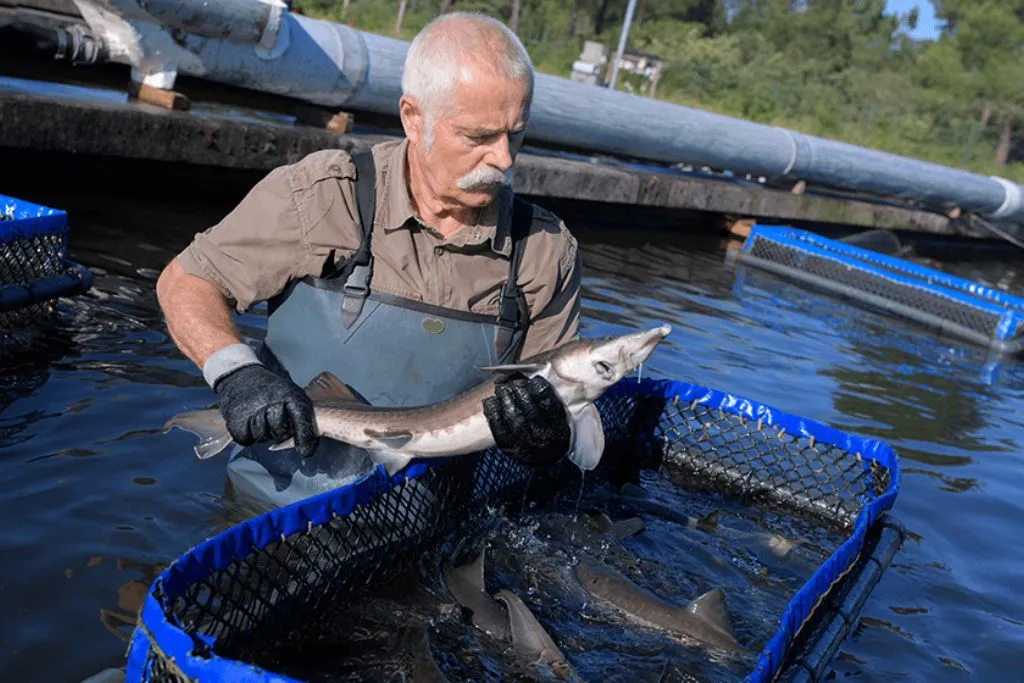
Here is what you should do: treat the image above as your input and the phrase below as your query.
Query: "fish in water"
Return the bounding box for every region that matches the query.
[537,511,646,564]
[441,547,509,641]
[573,554,744,653]
[615,483,803,558]
[164,324,673,475]
[398,625,450,683]
[494,589,583,682]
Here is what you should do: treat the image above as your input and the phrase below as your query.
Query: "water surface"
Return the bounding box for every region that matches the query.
[1,189,1022,681]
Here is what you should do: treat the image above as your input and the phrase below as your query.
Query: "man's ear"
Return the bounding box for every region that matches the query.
[399,95,424,147]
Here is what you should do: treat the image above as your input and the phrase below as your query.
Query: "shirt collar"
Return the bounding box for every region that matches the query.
[378,138,513,257]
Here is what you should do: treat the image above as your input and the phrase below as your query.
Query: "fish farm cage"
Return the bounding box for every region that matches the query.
[735,224,1024,354]
[0,192,92,333]
[123,376,902,683]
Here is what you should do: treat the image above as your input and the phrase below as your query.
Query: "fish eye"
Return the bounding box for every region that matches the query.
[594,360,613,376]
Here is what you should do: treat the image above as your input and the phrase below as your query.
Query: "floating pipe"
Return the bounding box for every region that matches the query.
[73,0,1024,224]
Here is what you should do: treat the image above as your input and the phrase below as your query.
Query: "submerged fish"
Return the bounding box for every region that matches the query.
[616,483,803,558]
[442,547,509,641]
[494,589,582,681]
[573,555,744,653]
[398,625,450,683]
[164,325,673,475]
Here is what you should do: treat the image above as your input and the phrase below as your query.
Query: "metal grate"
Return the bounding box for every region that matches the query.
[127,379,900,683]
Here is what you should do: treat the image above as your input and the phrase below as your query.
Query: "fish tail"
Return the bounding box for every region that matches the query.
[163,409,234,460]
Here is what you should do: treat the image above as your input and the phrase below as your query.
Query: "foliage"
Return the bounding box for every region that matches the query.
[295,0,1024,178]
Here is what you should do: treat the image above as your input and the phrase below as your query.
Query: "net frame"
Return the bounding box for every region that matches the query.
[0,193,92,321]
[736,224,1024,353]
[124,376,901,683]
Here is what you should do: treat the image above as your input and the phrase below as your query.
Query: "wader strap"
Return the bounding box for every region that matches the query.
[340,149,377,327]
[494,195,533,359]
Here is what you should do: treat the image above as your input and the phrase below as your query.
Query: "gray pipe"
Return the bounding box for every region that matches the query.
[84,2,1024,224]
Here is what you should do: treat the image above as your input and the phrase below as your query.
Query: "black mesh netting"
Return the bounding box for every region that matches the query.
[134,384,893,682]
[743,234,1020,344]
[0,231,66,331]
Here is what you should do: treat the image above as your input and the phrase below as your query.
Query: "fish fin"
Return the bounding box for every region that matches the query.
[364,429,414,449]
[567,403,605,471]
[452,547,487,592]
[493,589,533,653]
[697,510,719,532]
[589,512,644,539]
[163,409,234,460]
[302,371,367,406]
[369,449,414,476]
[686,588,737,640]
[478,362,549,376]
[610,517,646,540]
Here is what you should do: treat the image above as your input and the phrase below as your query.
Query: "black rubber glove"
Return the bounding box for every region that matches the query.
[213,364,319,458]
[482,373,572,467]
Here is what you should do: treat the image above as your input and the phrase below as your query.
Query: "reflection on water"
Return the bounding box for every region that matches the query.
[1,188,1023,681]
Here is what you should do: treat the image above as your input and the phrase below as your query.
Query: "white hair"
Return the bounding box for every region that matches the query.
[401,12,535,149]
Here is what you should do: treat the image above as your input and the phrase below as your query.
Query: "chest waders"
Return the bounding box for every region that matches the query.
[224,150,533,514]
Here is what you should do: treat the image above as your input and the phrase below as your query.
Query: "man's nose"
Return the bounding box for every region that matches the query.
[487,134,514,170]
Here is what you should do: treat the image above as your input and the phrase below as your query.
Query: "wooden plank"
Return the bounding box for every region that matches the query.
[128,81,191,111]
[293,102,354,133]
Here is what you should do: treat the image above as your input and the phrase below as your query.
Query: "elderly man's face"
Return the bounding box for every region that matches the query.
[403,59,530,210]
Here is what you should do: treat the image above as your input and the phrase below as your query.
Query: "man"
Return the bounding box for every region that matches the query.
[156,12,588,508]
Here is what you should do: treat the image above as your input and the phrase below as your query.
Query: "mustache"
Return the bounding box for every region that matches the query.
[456,166,513,191]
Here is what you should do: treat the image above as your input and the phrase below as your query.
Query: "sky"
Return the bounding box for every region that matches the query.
[885,0,941,40]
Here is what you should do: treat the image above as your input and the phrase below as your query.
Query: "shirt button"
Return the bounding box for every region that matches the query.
[434,246,443,255]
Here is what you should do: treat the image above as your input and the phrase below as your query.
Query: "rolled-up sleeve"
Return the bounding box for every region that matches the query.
[177,165,307,312]
[176,157,350,312]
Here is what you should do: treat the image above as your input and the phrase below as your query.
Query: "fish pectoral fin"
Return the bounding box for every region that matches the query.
[163,409,234,460]
[686,588,737,640]
[364,429,414,449]
[567,403,605,471]
[303,371,368,406]
[369,449,413,476]
[458,547,488,592]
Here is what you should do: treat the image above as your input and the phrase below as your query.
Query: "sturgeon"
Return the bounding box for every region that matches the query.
[573,555,744,653]
[164,324,672,475]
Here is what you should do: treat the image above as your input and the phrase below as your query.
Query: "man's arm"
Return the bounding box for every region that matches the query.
[156,259,245,372]
[157,153,361,457]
